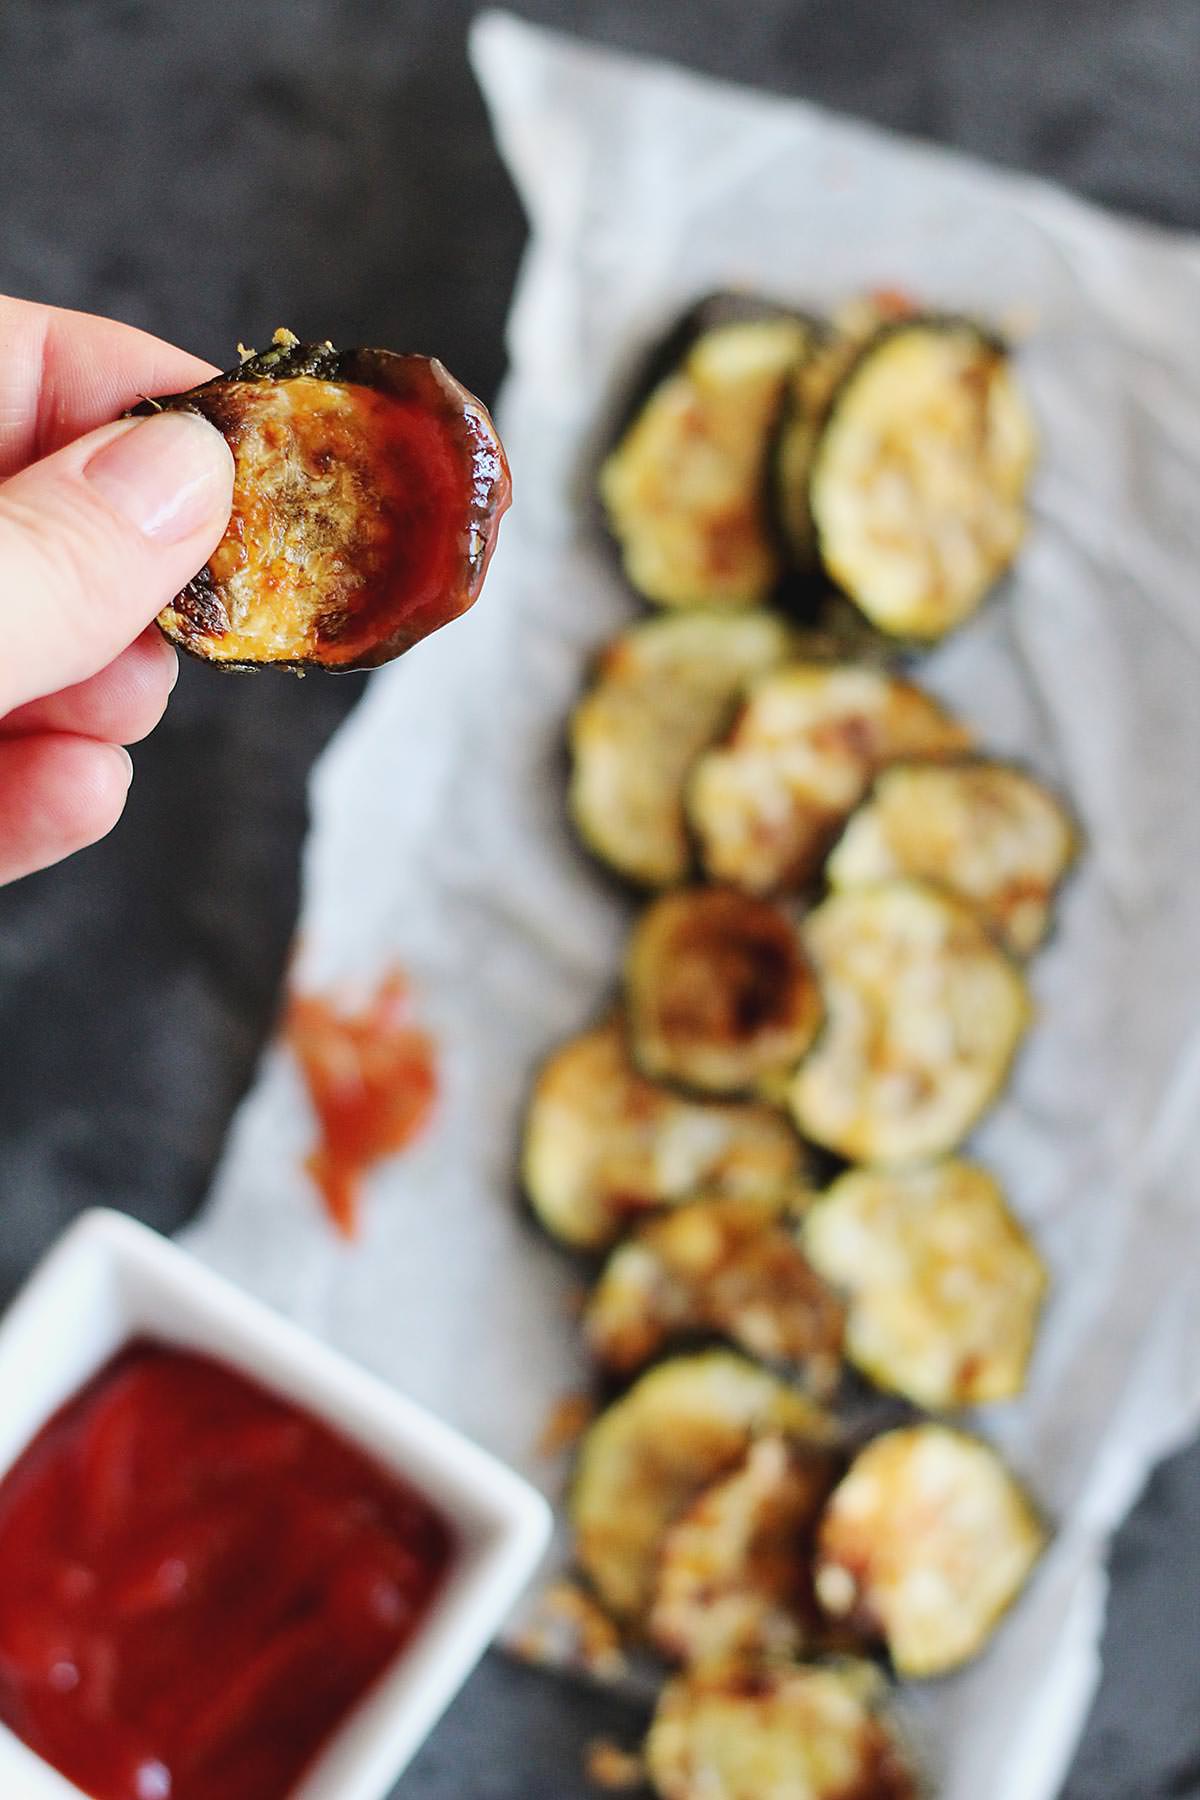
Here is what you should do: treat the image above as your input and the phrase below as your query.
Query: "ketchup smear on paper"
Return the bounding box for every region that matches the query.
[0,1342,452,1800]
[286,970,438,1239]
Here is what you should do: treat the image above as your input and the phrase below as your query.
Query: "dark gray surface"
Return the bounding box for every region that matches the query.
[0,3,1197,1795]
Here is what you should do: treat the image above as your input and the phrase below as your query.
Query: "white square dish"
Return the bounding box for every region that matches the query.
[0,1207,552,1800]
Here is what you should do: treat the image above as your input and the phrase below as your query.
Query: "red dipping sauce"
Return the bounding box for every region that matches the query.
[286,971,438,1240]
[0,1343,453,1800]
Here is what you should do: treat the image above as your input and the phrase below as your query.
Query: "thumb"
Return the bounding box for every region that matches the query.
[0,410,233,715]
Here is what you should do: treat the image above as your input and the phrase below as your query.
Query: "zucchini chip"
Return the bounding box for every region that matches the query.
[649,1436,838,1666]
[809,319,1036,640]
[626,887,823,1095]
[689,665,971,893]
[815,1425,1045,1678]
[645,1660,918,1800]
[790,881,1031,1164]
[570,1351,834,1623]
[142,330,510,669]
[583,1194,844,1392]
[774,295,908,568]
[569,611,793,888]
[803,1161,1047,1408]
[522,1019,808,1251]
[827,760,1078,955]
[600,305,814,609]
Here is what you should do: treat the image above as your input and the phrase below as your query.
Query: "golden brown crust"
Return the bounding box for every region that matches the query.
[570,1352,835,1624]
[626,887,823,1096]
[826,760,1078,955]
[789,881,1031,1164]
[584,1193,843,1391]
[648,1436,840,1666]
[569,611,793,887]
[688,666,971,894]
[803,1161,1047,1408]
[815,1425,1046,1678]
[645,1660,918,1800]
[521,1018,808,1251]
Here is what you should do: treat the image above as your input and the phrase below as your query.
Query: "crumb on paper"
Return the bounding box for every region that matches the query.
[585,1738,646,1791]
[509,1579,628,1681]
[868,285,919,319]
[537,1392,596,1459]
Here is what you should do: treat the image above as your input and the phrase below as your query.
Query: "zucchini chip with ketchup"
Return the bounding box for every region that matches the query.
[646,1660,918,1800]
[521,1018,808,1251]
[141,330,510,669]
[688,664,971,894]
[584,1193,844,1393]
[569,611,793,888]
[626,887,823,1096]
[649,1435,840,1666]
[808,318,1036,641]
[815,1425,1045,1678]
[600,299,815,610]
[790,881,1031,1165]
[803,1161,1047,1408]
[571,1350,834,1624]
[827,760,1078,955]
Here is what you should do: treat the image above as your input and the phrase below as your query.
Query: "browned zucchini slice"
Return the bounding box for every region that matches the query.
[142,330,510,669]
[809,319,1036,640]
[600,307,814,609]
[827,760,1078,955]
[645,1659,918,1800]
[583,1193,844,1392]
[774,295,908,568]
[791,881,1031,1164]
[815,1425,1045,1678]
[688,665,971,893]
[569,611,793,888]
[521,1018,808,1251]
[570,1351,834,1624]
[803,1161,1047,1407]
[626,887,823,1096]
[649,1435,839,1665]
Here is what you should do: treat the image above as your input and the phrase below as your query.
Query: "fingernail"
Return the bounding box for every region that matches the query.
[109,744,134,787]
[84,412,232,544]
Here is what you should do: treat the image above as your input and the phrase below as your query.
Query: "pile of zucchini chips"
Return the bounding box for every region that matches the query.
[520,292,1076,1797]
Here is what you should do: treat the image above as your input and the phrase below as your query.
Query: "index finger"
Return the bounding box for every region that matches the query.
[0,295,219,479]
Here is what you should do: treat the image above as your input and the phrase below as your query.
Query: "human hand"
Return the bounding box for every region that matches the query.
[0,296,234,885]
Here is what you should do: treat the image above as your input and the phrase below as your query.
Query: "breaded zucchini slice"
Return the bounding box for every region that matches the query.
[649,1435,838,1665]
[809,319,1036,641]
[645,1659,918,1800]
[790,881,1031,1164]
[522,1019,808,1251]
[600,302,815,609]
[774,293,912,568]
[583,1193,844,1392]
[689,665,971,894]
[827,760,1078,955]
[626,887,823,1095]
[803,1161,1047,1408]
[141,330,510,669]
[570,1351,834,1623]
[569,611,793,888]
[815,1424,1045,1678]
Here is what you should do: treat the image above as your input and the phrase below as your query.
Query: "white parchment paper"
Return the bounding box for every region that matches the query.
[186,16,1200,1796]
